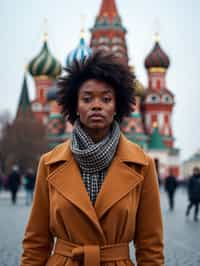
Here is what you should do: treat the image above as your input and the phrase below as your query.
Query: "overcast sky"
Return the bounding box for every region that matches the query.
[0,0,200,161]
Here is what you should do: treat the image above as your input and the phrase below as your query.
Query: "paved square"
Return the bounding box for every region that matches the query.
[0,188,200,265]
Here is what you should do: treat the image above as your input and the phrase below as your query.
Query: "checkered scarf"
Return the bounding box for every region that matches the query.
[71,119,120,204]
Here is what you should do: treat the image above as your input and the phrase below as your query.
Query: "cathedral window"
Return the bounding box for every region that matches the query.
[39,89,45,102]
[98,36,109,44]
[111,45,124,52]
[32,102,42,112]
[156,80,161,89]
[43,104,50,112]
[115,52,123,58]
[112,37,123,44]
[146,94,160,103]
[97,45,110,51]
[91,39,98,46]
[158,113,163,127]
[162,94,173,104]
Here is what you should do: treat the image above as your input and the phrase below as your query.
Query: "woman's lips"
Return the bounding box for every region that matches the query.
[89,114,104,120]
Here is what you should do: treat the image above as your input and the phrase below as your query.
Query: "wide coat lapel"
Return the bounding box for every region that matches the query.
[45,141,106,241]
[95,135,148,219]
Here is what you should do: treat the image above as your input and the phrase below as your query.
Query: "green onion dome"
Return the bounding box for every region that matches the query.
[28,37,62,78]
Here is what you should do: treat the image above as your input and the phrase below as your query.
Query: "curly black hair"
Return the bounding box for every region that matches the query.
[57,51,136,124]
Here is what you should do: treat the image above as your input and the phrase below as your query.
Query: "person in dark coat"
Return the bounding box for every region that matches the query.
[23,168,36,205]
[186,167,200,221]
[164,170,178,211]
[0,168,3,191]
[8,165,21,204]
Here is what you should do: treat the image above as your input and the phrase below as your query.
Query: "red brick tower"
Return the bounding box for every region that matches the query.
[90,0,128,64]
[143,33,174,148]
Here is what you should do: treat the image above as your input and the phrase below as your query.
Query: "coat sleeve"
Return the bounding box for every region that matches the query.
[20,155,54,266]
[134,156,164,266]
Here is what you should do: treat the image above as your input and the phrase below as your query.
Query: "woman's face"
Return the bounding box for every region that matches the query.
[77,79,116,133]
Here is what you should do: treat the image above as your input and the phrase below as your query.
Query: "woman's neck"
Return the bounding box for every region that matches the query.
[82,126,110,143]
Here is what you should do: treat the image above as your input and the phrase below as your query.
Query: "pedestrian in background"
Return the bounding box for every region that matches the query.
[164,169,178,211]
[186,167,200,222]
[7,165,21,205]
[21,51,164,266]
[0,168,8,190]
[0,168,3,191]
[23,168,36,206]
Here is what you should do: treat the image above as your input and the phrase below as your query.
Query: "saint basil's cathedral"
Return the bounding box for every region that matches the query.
[16,0,180,178]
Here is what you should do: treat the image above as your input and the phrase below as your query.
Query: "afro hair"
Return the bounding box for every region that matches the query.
[57,51,136,124]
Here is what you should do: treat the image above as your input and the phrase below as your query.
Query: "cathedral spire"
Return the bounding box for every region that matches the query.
[16,72,32,120]
[90,0,128,64]
[98,0,119,22]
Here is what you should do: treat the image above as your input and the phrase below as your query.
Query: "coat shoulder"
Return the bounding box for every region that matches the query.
[119,135,151,167]
[131,141,153,167]
[41,140,71,165]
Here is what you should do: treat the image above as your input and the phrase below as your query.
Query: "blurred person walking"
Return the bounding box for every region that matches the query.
[0,168,8,190]
[0,168,3,191]
[164,170,178,211]
[7,165,21,204]
[186,167,200,222]
[23,168,36,206]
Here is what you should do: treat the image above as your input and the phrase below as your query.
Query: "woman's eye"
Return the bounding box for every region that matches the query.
[103,97,112,103]
[82,97,91,103]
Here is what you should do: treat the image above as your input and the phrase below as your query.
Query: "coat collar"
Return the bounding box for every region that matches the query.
[45,134,147,242]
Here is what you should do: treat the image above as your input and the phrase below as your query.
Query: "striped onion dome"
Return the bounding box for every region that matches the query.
[145,37,170,70]
[28,40,62,78]
[66,35,92,67]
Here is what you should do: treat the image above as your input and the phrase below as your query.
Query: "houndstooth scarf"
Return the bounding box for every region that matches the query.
[71,119,120,205]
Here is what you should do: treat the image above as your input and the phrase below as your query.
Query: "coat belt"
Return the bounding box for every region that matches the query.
[54,238,130,266]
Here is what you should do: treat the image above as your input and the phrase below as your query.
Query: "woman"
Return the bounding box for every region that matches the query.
[21,52,164,265]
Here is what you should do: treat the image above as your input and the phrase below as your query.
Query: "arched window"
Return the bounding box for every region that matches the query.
[97,45,110,52]
[98,36,109,44]
[111,37,123,44]
[156,80,161,89]
[161,94,173,104]
[32,102,42,112]
[111,45,125,52]
[146,94,160,103]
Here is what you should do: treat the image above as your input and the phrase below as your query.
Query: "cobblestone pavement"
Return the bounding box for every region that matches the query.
[0,188,200,266]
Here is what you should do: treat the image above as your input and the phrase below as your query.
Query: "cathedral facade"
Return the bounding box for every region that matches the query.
[16,0,180,178]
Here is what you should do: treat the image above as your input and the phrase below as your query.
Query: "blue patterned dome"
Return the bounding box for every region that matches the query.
[66,35,92,67]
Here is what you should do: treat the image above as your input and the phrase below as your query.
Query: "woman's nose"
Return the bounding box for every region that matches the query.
[91,99,102,110]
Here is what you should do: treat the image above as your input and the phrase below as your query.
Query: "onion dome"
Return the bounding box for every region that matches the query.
[66,31,92,67]
[145,33,170,70]
[134,79,145,97]
[28,34,62,78]
[129,65,145,97]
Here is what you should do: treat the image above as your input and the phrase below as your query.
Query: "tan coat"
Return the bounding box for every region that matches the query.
[20,135,164,266]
